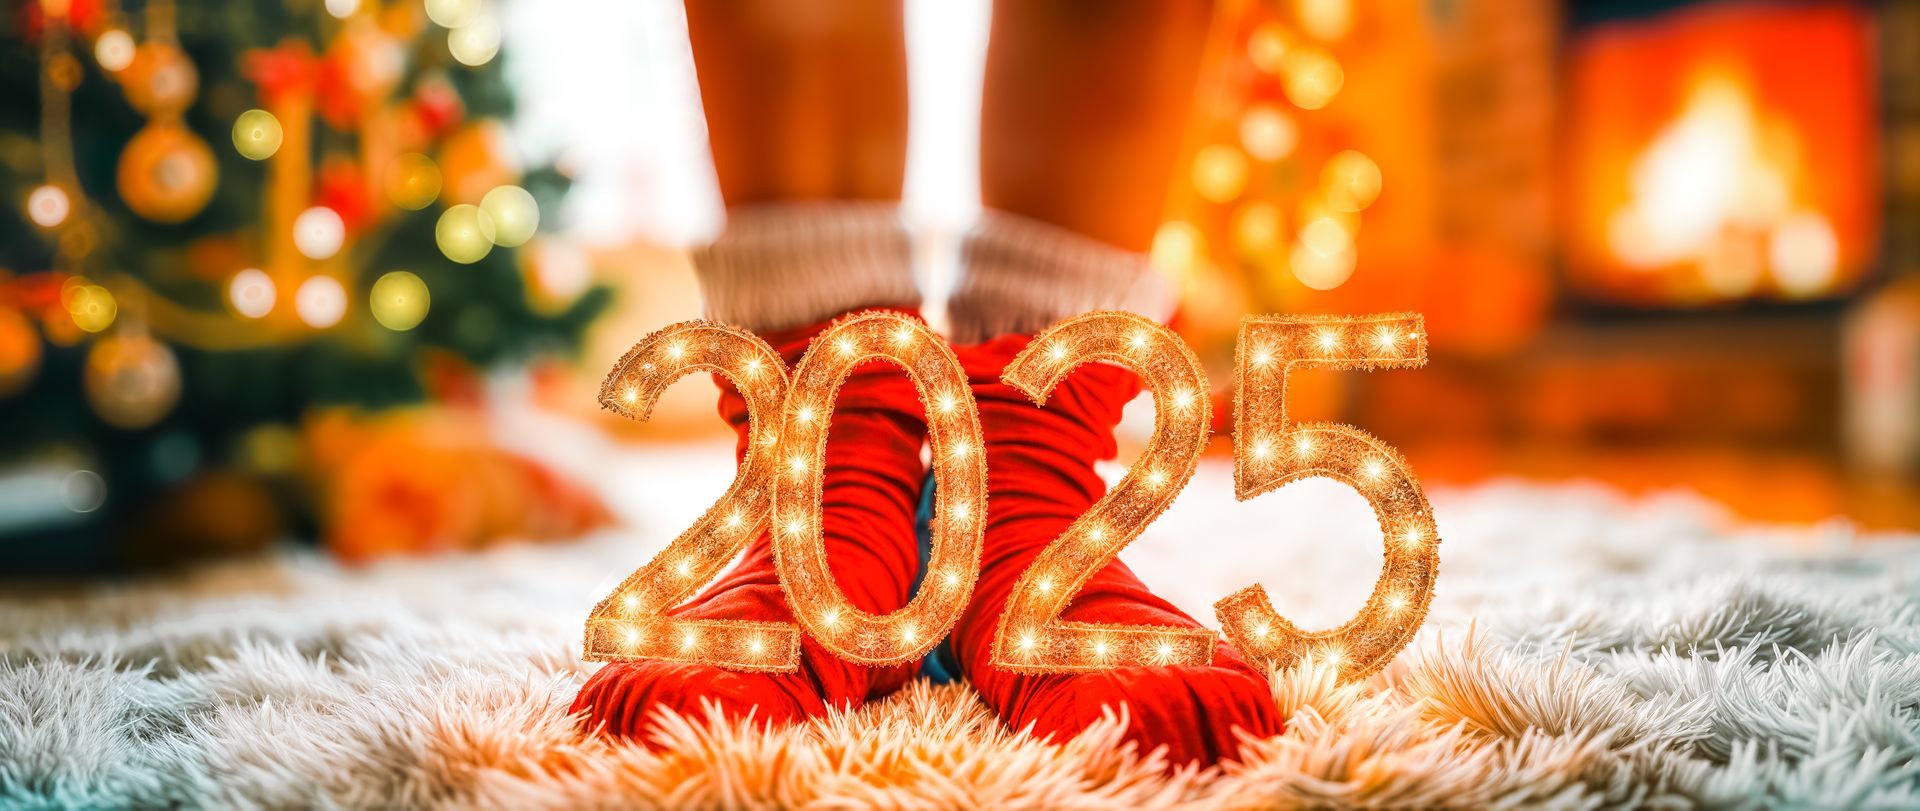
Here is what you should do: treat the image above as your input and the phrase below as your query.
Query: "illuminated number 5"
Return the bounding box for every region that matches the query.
[582,321,803,671]
[1216,313,1439,681]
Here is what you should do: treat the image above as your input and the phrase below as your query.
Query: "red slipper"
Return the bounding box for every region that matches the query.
[948,334,1284,767]
[572,310,928,739]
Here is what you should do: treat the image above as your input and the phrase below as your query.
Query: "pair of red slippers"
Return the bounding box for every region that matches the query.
[572,309,1283,767]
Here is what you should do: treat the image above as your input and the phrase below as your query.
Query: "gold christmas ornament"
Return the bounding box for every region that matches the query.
[1219,313,1437,682]
[584,321,802,671]
[231,109,283,161]
[370,270,430,331]
[84,332,181,430]
[774,312,986,665]
[385,153,442,210]
[118,42,198,117]
[991,312,1218,672]
[435,204,494,264]
[479,185,537,247]
[117,122,217,224]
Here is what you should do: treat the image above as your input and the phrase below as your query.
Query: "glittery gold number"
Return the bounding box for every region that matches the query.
[772,312,987,665]
[990,312,1218,673]
[1216,313,1438,681]
[582,321,803,671]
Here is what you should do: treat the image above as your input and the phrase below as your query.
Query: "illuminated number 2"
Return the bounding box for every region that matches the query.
[582,321,803,671]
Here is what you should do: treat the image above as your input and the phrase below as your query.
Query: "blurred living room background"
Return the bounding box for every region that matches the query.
[3,0,1916,574]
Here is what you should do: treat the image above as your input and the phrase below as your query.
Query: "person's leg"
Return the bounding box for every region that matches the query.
[573,0,926,740]
[946,0,1284,767]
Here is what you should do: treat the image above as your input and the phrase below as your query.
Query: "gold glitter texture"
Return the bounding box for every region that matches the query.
[772,312,987,666]
[1217,313,1438,681]
[989,312,1217,673]
[583,321,802,671]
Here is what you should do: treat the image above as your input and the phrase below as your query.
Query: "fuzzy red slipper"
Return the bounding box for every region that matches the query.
[947,334,1284,767]
[572,310,928,739]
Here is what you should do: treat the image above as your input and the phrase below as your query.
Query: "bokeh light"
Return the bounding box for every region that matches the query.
[480,185,538,247]
[27,185,70,228]
[1282,46,1344,110]
[424,0,480,29]
[385,153,443,211]
[68,284,117,333]
[448,17,502,67]
[94,29,135,73]
[370,270,430,331]
[1321,151,1383,212]
[228,268,276,319]
[436,204,496,264]
[231,109,283,161]
[295,276,347,328]
[1239,105,1299,162]
[1192,144,1250,204]
[294,207,346,261]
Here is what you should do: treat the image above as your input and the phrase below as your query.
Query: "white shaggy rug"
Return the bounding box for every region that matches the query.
[4,446,1920,809]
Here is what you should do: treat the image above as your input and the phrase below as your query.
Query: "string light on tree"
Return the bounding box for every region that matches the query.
[67,284,117,333]
[1281,46,1344,110]
[1192,144,1251,204]
[294,207,346,261]
[385,153,442,211]
[370,271,430,331]
[27,185,70,228]
[94,30,135,73]
[448,17,502,67]
[479,185,538,247]
[436,204,495,264]
[424,0,482,29]
[228,268,275,319]
[231,109,282,161]
[1321,150,1382,212]
[324,0,360,18]
[295,276,347,329]
[1239,104,1299,162]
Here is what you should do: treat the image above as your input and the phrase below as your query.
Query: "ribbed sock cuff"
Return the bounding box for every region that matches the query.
[946,210,1176,344]
[692,202,920,332]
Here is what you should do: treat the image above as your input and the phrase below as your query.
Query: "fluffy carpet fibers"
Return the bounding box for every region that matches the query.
[4,452,1919,809]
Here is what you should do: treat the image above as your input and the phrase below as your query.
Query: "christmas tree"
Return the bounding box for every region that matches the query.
[0,0,609,572]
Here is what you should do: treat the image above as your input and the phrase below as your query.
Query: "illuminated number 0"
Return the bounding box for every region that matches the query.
[771,312,987,665]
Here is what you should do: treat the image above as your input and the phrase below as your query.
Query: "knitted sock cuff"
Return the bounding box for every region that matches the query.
[692,201,920,332]
[946,210,1177,344]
